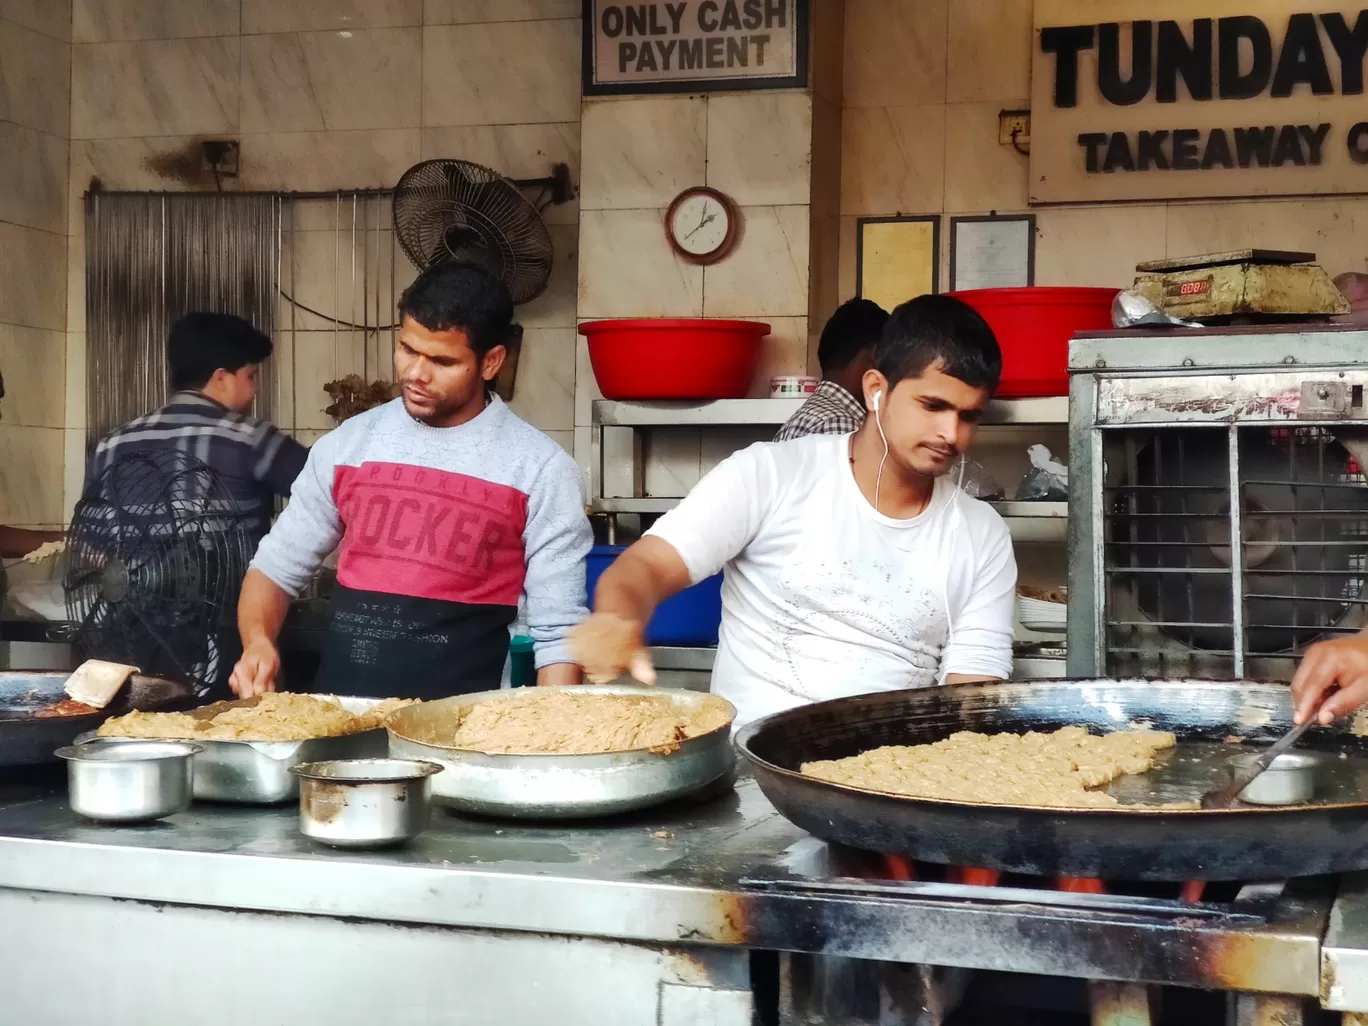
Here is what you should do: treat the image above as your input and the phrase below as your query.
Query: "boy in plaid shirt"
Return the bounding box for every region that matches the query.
[775,298,888,442]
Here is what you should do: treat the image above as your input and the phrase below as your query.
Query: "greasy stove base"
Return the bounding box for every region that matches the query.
[749,838,1337,1026]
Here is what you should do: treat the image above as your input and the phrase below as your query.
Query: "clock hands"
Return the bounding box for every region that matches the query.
[683,207,718,241]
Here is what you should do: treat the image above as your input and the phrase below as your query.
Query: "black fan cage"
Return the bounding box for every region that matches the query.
[64,449,257,694]
[392,159,553,305]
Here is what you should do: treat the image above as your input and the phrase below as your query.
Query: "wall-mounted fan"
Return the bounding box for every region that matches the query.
[392,159,572,305]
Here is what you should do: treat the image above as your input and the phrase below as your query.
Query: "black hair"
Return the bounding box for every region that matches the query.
[875,294,1002,392]
[397,261,514,356]
[167,313,273,391]
[817,298,889,373]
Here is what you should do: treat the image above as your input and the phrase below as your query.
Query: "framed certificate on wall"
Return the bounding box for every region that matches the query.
[856,216,940,311]
[950,215,1035,292]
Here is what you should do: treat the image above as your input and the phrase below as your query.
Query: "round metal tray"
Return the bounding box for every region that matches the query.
[386,685,735,819]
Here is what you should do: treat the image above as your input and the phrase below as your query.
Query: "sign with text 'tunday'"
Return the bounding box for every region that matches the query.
[1031,2,1368,202]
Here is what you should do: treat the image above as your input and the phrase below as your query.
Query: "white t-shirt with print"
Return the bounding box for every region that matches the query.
[646,433,1017,729]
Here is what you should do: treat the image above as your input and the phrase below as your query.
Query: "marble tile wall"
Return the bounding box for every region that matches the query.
[576,82,820,499]
[0,5,68,528]
[59,1,584,519]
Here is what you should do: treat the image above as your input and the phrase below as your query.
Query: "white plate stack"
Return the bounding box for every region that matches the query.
[1018,596,1067,635]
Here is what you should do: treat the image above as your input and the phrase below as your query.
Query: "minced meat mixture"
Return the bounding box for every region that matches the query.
[97,694,415,742]
[445,690,733,755]
[801,725,1178,809]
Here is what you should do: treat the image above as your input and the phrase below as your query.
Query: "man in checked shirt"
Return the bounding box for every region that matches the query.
[86,312,308,541]
[83,313,308,696]
[775,298,888,442]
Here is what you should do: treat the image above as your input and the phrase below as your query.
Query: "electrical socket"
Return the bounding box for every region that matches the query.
[998,110,1031,146]
[201,140,239,175]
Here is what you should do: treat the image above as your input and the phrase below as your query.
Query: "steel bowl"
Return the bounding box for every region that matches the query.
[54,740,202,822]
[290,758,442,849]
[386,685,736,819]
[1235,752,1320,806]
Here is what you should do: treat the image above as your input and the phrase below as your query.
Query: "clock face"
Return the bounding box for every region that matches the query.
[667,189,734,261]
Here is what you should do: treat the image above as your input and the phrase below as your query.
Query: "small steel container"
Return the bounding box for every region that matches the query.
[290,758,442,849]
[55,741,202,822]
[1236,752,1320,806]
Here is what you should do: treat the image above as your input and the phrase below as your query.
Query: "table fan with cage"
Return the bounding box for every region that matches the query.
[63,449,258,696]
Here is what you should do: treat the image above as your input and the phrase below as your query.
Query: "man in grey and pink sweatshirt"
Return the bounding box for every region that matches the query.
[229,262,591,701]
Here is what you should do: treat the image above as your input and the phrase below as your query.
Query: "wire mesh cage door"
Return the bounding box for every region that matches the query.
[1102,424,1368,680]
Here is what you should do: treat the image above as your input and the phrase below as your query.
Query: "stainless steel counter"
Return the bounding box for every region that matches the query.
[0,772,798,946]
[0,770,1360,1004]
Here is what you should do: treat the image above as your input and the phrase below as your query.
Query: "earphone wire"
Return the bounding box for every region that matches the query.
[868,387,968,684]
[872,392,890,515]
[938,456,971,685]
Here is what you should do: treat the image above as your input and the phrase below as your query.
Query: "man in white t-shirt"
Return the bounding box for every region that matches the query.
[574,294,1017,728]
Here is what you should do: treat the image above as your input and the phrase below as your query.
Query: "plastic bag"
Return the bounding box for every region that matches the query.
[951,456,1004,500]
[1016,444,1069,501]
[1112,290,1202,329]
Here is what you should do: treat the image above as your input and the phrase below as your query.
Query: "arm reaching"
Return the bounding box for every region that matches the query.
[572,538,693,684]
[233,433,345,695]
[230,570,290,697]
[572,441,779,684]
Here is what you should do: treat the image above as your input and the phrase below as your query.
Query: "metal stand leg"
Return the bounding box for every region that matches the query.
[1089,982,1153,1026]
[1225,993,1305,1026]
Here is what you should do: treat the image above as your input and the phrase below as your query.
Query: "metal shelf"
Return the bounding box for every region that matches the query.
[591,498,1068,541]
[591,396,1068,428]
[593,398,802,426]
[590,497,679,514]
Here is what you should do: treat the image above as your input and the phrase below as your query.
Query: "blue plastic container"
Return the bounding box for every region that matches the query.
[585,545,722,646]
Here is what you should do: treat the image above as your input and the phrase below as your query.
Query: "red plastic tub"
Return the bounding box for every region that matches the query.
[579,318,770,400]
[946,287,1119,398]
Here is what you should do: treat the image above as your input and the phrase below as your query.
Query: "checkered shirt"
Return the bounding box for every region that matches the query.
[86,391,308,536]
[774,380,866,442]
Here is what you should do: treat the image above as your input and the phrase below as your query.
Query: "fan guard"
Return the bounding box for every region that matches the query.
[63,449,257,694]
[392,159,554,305]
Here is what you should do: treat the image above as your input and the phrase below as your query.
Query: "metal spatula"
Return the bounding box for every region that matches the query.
[63,659,139,710]
[1200,714,1318,810]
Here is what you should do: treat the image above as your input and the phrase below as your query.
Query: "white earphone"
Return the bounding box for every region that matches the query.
[870,389,888,513]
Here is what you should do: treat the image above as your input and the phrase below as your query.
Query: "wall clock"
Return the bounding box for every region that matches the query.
[664,186,738,265]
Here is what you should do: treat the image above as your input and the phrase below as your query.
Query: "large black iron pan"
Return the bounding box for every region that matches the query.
[0,671,197,767]
[736,679,1368,881]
